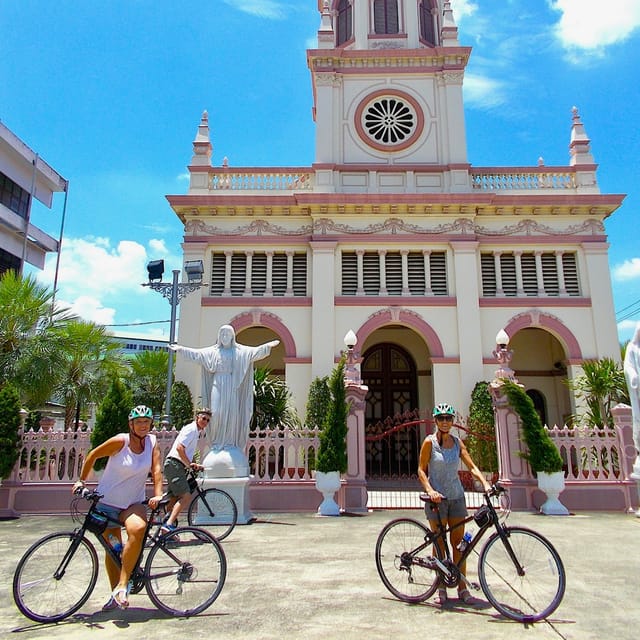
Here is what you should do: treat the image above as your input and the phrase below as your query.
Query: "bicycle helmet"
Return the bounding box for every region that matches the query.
[129,405,153,420]
[432,403,455,418]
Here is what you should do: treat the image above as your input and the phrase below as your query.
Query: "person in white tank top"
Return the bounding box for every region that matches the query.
[72,405,164,611]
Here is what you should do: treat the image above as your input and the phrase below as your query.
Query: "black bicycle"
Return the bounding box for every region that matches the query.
[186,468,238,541]
[375,485,565,623]
[13,487,227,623]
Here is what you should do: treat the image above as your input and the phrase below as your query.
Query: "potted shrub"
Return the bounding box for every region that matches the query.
[501,380,568,515]
[315,358,348,516]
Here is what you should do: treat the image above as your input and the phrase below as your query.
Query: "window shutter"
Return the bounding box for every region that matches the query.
[480,253,496,297]
[341,252,358,295]
[430,252,447,296]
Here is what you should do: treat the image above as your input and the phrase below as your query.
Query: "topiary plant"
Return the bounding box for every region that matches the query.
[0,383,21,479]
[316,358,348,474]
[170,380,194,429]
[90,377,132,471]
[466,381,498,473]
[501,380,563,474]
[305,375,331,429]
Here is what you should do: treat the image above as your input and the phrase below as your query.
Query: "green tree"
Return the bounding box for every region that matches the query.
[53,320,126,430]
[90,377,132,471]
[251,367,300,431]
[0,383,21,478]
[128,350,169,415]
[305,375,331,428]
[566,358,628,428]
[466,381,498,472]
[171,380,194,429]
[0,270,75,406]
[316,358,349,474]
[501,380,563,473]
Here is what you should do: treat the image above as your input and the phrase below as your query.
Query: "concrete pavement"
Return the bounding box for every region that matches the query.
[1,507,639,640]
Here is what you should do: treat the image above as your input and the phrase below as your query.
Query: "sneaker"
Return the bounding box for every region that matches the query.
[160,522,178,534]
[102,596,118,612]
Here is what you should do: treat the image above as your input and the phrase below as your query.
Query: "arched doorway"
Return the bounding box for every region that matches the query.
[362,343,420,479]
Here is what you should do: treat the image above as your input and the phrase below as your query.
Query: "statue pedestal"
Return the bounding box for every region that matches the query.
[203,446,254,524]
[631,457,640,518]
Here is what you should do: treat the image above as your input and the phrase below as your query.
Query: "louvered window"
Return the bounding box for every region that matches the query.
[373,0,399,34]
[430,252,448,296]
[562,253,580,296]
[419,1,436,46]
[336,0,352,46]
[341,252,358,295]
[385,252,403,295]
[210,253,226,296]
[521,253,538,296]
[272,254,288,296]
[230,254,246,296]
[292,254,307,296]
[541,253,559,296]
[208,251,307,297]
[363,253,381,295]
[500,253,517,296]
[407,253,425,294]
[480,254,496,296]
[251,254,267,296]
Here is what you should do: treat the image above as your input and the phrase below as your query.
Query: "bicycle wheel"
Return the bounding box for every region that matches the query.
[13,531,98,623]
[478,526,565,622]
[375,518,440,603]
[187,488,238,541]
[145,526,226,616]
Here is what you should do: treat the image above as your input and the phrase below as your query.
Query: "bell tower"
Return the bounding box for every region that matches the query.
[308,0,471,192]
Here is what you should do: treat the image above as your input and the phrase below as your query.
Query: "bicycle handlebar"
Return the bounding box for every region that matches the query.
[73,486,103,501]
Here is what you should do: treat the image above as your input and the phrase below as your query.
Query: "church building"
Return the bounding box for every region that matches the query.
[168,0,624,469]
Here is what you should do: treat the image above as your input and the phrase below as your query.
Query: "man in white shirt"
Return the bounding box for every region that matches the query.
[162,408,211,532]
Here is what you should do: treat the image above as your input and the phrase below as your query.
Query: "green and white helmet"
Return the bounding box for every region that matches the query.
[432,403,455,418]
[129,405,153,420]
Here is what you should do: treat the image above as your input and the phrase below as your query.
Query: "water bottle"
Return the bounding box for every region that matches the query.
[107,533,123,556]
[457,531,472,552]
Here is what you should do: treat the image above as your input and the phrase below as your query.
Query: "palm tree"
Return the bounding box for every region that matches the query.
[53,320,126,430]
[251,367,300,431]
[127,349,170,415]
[566,358,628,428]
[0,270,75,404]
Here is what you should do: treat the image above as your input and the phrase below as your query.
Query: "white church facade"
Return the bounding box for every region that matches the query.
[168,0,624,455]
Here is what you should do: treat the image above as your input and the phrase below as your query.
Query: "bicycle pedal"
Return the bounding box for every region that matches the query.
[470,582,481,591]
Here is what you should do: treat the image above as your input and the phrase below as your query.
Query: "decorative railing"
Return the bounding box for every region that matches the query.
[210,170,314,191]
[547,424,629,481]
[11,424,320,485]
[247,426,320,481]
[471,169,577,191]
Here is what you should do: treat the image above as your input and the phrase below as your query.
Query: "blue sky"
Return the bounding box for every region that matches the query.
[2,0,639,344]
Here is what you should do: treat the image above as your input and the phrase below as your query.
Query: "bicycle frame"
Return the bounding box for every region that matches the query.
[420,489,520,586]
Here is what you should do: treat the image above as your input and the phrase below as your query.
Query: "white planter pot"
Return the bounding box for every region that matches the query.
[537,471,569,516]
[315,470,341,516]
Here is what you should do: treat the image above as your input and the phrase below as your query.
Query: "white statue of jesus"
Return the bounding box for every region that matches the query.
[170,325,279,451]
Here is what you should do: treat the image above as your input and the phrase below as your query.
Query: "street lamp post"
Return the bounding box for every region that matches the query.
[142,260,205,426]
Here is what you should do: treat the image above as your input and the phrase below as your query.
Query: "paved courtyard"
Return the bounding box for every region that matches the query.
[1,508,639,640]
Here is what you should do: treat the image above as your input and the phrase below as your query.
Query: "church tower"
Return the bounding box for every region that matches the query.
[309,0,471,192]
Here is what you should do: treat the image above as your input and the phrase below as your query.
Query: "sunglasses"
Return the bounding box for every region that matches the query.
[435,415,454,422]
[198,415,211,422]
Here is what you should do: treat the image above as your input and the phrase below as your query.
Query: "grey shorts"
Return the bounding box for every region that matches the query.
[95,502,124,527]
[164,457,190,497]
[425,496,468,521]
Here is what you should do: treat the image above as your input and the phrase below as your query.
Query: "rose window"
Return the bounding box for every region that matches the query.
[355,91,423,152]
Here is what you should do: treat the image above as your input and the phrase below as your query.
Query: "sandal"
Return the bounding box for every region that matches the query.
[112,586,129,609]
[458,588,481,605]
[102,596,118,611]
[434,588,448,606]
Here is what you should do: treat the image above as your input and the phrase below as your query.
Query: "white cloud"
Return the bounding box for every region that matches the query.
[451,0,478,23]
[223,0,288,19]
[463,73,508,109]
[58,295,117,326]
[612,258,640,281]
[549,0,640,50]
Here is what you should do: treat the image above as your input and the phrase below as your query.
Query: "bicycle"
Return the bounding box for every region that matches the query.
[375,484,565,623]
[12,487,227,623]
[185,467,238,541]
